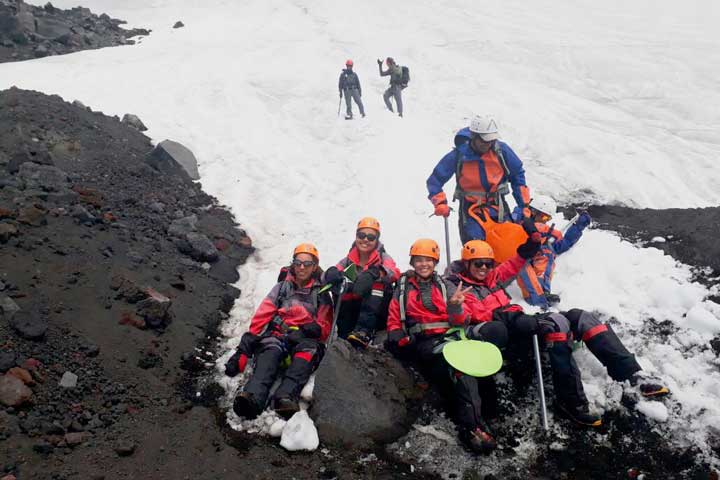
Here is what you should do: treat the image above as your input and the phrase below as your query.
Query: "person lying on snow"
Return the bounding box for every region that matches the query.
[385,238,509,454]
[323,217,401,349]
[225,243,333,420]
[515,194,592,309]
[445,231,670,429]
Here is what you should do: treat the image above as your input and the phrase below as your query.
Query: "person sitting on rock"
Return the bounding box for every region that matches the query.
[323,217,401,349]
[446,234,670,428]
[515,195,592,309]
[385,238,505,454]
[225,243,333,420]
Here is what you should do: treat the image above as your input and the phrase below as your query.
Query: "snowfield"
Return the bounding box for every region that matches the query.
[5,0,720,471]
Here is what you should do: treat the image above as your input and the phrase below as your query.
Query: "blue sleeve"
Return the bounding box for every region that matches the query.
[552,224,583,255]
[500,142,529,208]
[426,149,458,198]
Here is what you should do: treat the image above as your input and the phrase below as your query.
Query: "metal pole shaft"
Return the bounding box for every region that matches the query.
[326,280,347,347]
[532,334,549,431]
[443,216,452,268]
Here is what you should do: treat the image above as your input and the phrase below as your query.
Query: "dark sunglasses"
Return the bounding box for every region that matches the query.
[471,259,494,269]
[356,232,378,242]
[472,134,493,144]
[292,259,316,268]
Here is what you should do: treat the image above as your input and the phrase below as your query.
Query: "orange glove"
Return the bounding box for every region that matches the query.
[431,192,450,218]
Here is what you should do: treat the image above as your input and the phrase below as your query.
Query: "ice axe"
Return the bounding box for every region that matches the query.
[326,278,348,347]
[532,334,550,431]
[429,209,453,269]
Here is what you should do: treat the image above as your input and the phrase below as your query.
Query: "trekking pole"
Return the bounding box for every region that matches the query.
[532,334,549,431]
[337,95,342,117]
[326,279,348,347]
[443,216,452,268]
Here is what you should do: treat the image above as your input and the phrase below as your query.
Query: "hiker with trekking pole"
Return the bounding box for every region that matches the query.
[224,243,337,421]
[444,221,670,430]
[427,114,532,244]
[338,59,365,120]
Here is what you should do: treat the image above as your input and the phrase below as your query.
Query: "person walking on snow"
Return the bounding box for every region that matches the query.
[378,57,404,117]
[323,217,401,349]
[516,195,592,309]
[339,59,365,120]
[427,115,532,243]
[445,233,669,428]
[224,243,333,420]
[385,239,501,454]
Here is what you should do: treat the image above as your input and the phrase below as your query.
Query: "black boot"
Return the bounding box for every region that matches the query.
[347,329,371,349]
[630,373,670,398]
[460,425,497,453]
[556,401,602,427]
[273,396,300,420]
[233,391,263,419]
[545,293,561,305]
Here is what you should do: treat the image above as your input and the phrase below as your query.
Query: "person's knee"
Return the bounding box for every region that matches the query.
[468,321,508,349]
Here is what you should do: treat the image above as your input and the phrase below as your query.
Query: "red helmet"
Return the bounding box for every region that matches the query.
[345,59,353,67]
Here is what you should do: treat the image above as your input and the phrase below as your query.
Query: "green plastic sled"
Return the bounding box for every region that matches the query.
[441,328,503,378]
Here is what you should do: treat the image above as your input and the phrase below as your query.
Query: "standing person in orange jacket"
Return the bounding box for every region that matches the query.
[384,239,506,454]
[427,115,532,243]
[323,217,401,348]
[224,243,333,420]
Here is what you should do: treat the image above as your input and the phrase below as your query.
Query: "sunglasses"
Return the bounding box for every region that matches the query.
[292,259,316,268]
[356,232,378,242]
[471,259,494,269]
[472,135,492,144]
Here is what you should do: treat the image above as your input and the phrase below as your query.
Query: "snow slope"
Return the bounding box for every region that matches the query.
[4,0,720,470]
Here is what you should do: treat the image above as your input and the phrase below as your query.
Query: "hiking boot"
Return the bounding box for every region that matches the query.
[398,112,403,118]
[629,373,670,398]
[461,426,497,454]
[345,113,353,120]
[347,330,371,349]
[273,396,300,420]
[545,293,561,305]
[233,391,262,420]
[557,402,602,427]
[361,112,366,118]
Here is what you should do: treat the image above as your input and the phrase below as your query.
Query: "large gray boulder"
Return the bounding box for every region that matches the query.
[17,162,69,192]
[310,341,421,448]
[145,140,200,181]
[35,16,72,39]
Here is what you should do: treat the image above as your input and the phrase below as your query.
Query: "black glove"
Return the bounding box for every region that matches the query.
[522,217,541,241]
[517,236,541,259]
[353,267,380,297]
[300,322,322,339]
[324,266,344,286]
[385,329,412,353]
[377,59,382,65]
[224,332,260,376]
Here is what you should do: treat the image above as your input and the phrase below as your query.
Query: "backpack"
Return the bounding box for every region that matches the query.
[401,66,410,86]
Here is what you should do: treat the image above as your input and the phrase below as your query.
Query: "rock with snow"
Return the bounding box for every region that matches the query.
[279,410,318,451]
[121,113,147,131]
[59,371,78,388]
[684,305,720,334]
[309,341,418,448]
[145,140,200,181]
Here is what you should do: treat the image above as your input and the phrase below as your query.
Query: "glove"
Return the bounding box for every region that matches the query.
[522,218,542,243]
[377,59,382,65]
[353,268,379,297]
[324,266,344,286]
[576,211,592,229]
[224,332,259,376]
[430,192,450,218]
[516,235,541,259]
[300,322,322,339]
[386,329,412,351]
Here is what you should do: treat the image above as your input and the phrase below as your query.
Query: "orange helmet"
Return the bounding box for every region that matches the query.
[356,216,380,233]
[461,240,494,261]
[409,239,440,261]
[293,243,319,262]
[346,59,353,66]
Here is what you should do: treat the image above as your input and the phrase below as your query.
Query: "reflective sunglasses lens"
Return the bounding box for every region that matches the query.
[356,232,377,241]
[472,260,493,269]
[293,260,315,268]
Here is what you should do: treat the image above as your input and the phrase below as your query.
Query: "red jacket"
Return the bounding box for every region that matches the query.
[335,243,401,301]
[247,273,334,342]
[446,255,526,323]
[387,273,466,337]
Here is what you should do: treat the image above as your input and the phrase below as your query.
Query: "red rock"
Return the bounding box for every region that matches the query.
[0,374,32,407]
[103,212,116,222]
[17,205,47,226]
[0,207,15,219]
[214,238,231,252]
[1,474,18,480]
[22,358,42,370]
[7,367,34,386]
[119,311,145,329]
[238,235,252,248]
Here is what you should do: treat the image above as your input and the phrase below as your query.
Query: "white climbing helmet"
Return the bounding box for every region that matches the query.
[469,115,499,141]
[530,195,557,217]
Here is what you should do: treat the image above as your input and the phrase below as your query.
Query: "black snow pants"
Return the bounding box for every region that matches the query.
[336,284,393,338]
[242,334,324,409]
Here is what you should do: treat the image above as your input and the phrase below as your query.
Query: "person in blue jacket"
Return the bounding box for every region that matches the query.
[426,115,532,243]
[516,195,592,309]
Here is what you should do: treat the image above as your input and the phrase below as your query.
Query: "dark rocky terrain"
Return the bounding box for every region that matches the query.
[0,0,149,63]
